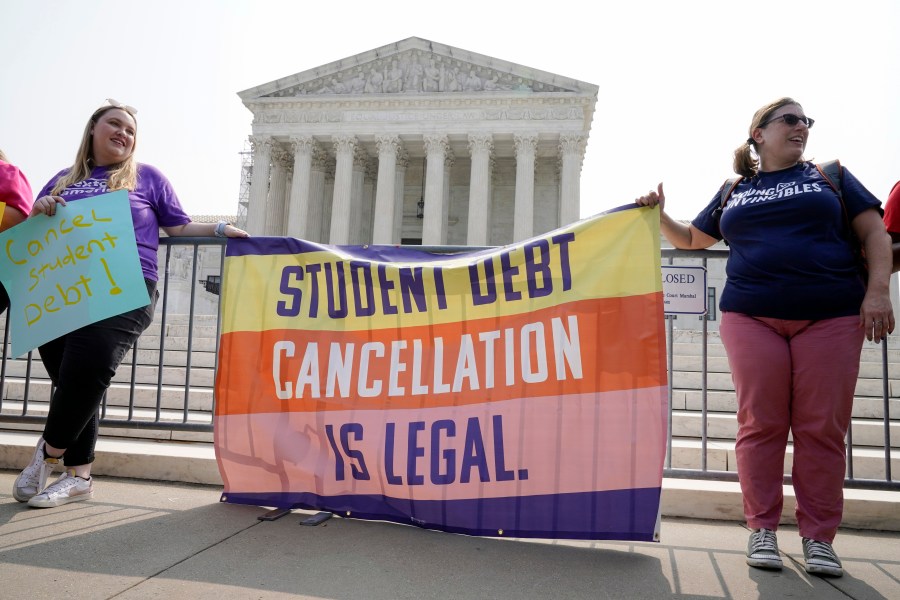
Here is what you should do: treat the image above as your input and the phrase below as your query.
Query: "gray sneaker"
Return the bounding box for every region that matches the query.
[27,470,94,508]
[803,538,843,577]
[746,528,783,569]
[12,439,59,502]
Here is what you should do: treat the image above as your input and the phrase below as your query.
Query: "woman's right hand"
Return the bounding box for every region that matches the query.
[635,182,666,210]
[30,195,67,217]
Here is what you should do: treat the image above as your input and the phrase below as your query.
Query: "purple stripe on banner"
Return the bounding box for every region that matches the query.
[224,236,322,257]
[225,236,490,261]
[221,487,661,542]
[602,202,643,216]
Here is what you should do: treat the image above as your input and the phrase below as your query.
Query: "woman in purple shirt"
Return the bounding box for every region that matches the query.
[13,99,248,509]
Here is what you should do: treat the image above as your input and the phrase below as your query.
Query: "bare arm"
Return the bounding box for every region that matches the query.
[1,206,27,232]
[162,221,249,238]
[634,183,718,250]
[852,208,894,341]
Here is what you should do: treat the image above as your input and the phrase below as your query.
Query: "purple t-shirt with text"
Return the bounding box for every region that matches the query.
[38,164,190,281]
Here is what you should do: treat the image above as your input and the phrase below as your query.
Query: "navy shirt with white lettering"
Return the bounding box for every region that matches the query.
[692,162,880,320]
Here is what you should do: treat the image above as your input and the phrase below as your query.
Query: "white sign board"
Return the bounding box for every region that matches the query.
[662,266,707,315]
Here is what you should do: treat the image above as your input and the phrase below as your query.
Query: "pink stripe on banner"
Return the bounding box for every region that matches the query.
[216,386,667,502]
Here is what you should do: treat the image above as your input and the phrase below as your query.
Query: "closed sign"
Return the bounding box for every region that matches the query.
[662,266,707,315]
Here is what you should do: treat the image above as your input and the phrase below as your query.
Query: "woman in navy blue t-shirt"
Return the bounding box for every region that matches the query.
[636,97,893,578]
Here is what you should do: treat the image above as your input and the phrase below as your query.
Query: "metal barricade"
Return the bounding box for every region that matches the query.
[0,237,224,433]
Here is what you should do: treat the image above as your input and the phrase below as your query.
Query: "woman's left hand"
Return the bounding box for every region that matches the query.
[853,209,895,342]
[860,289,894,342]
[222,224,249,238]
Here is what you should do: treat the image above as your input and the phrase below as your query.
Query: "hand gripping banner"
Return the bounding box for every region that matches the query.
[215,205,668,541]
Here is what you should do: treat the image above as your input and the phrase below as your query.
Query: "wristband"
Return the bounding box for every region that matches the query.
[214,221,231,238]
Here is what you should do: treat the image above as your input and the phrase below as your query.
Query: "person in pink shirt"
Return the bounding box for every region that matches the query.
[881,181,900,271]
[0,149,34,314]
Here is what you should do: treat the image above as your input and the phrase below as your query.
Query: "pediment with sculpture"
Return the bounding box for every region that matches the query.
[262,49,577,98]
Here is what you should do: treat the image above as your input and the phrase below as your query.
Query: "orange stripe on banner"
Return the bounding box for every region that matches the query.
[215,293,666,416]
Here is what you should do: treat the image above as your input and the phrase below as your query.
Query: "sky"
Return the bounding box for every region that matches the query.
[2,0,898,221]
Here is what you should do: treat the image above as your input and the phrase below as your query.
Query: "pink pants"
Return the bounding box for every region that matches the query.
[719,312,864,542]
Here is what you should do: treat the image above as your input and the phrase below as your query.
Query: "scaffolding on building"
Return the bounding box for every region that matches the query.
[235,141,252,231]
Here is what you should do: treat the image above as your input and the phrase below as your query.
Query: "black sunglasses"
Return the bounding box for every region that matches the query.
[761,113,815,129]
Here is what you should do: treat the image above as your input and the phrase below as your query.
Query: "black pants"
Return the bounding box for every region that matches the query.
[39,280,158,465]
[0,283,9,315]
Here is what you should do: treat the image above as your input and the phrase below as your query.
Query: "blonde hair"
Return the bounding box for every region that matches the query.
[51,104,138,196]
[0,148,8,162]
[732,97,804,178]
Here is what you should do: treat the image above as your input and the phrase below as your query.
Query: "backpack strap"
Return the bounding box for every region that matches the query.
[816,159,843,198]
[815,159,849,228]
[817,159,866,278]
[719,177,743,210]
[712,177,742,245]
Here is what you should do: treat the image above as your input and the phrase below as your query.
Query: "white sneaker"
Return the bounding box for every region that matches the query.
[12,439,60,502]
[27,470,94,508]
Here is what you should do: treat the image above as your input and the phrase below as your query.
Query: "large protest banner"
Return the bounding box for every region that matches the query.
[215,204,667,541]
[0,191,149,357]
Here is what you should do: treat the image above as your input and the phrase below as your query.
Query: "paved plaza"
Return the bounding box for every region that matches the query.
[0,471,898,599]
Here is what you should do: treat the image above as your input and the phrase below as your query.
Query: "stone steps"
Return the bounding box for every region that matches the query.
[0,428,893,490]
[670,339,899,362]
[2,347,218,369]
[671,412,900,449]
[673,389,900,420]
[667,438,900,481]
[2,360,216,388]
[0,407,213,443]
[0,430,220,484]
[671,370,898,397]
[1,322,898,487]
[1,379,213,412]
[672,354,895,380]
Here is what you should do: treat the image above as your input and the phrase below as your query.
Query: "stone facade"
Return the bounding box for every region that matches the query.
[237,37,598,245]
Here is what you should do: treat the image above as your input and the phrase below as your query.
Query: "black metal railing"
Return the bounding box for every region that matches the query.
[0,237,225,433]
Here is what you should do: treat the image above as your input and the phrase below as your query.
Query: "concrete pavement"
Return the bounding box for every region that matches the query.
[1,471,898,599]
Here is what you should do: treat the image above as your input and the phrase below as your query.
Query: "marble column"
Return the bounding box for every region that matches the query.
[361,158,378,243]
[558,134,586,226]
[245,135,273,236]
[441,149,454,245]
[392,150,409,243]
[283,173,293,228]
[348,146,368,244]
[422,134,449,246]
[466,134,493,246]
[372,135,402,244]
[266,146,290,236]
[329,135,357,244]
[286,136,316,239]
[308,147,328,242]
[513,134,538,242]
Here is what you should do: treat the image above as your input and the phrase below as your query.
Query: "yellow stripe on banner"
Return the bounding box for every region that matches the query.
[220,206,661,334]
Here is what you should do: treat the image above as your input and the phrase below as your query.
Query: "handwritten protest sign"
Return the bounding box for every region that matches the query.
[0,190,149,357]
[215,205,668,541]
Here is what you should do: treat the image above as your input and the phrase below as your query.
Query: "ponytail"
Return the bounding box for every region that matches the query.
[732,139,758,178]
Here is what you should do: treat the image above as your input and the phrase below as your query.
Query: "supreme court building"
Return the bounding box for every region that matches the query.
[236,37,599,246]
